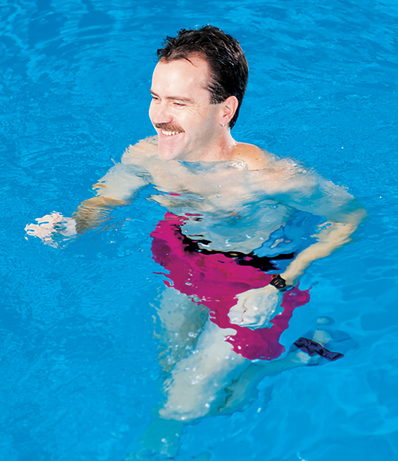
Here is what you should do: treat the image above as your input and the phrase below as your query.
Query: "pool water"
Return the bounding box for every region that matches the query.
[1,1,398,460]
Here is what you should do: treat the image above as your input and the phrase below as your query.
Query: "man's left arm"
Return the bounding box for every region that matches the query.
[278,172,366,285]
[228,174,366,329]
[281,207,365,286]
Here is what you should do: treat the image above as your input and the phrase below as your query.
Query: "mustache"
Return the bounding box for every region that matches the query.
[155,123,185,133]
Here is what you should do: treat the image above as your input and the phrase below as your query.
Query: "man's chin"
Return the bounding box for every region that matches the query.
[157,141,183,160]
[156,132,186,160]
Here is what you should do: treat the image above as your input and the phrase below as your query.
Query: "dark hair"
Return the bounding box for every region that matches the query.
[157,25,249,129]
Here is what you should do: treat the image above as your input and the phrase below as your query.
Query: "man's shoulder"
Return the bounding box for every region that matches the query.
[231,142,292,171]
[233,143,309,174]
[230,143,268,170]
[232,143,320,194]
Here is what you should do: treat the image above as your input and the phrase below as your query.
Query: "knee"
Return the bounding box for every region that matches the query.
[159,398,212,422]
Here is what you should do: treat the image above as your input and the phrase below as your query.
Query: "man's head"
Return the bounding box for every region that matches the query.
[156,25,249,129]
[149,26,249,161]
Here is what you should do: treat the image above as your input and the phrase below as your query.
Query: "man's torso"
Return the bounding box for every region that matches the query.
[101,137,319,254]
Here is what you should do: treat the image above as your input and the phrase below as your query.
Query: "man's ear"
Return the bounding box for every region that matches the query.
[219,95,239,126]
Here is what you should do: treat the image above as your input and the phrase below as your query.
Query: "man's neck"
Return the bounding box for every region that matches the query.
[190,131,237,163]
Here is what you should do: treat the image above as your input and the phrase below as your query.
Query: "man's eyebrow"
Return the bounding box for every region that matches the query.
[150,90,194,104]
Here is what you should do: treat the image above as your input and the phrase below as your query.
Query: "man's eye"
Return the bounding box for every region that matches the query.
[173,102,186,107]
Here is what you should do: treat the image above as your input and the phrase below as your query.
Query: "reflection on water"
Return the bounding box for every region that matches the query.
[96,137,358,257]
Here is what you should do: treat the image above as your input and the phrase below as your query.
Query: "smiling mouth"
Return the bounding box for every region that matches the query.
[161,130,183,136]
[155,123,184,137]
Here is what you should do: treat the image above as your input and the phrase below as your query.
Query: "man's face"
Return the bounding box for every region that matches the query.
[149,54,223,161]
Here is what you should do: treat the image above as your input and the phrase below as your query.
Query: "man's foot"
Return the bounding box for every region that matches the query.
[287,316,355,366]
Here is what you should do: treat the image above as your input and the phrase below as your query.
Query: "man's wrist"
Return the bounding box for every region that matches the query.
[270,274,294,292]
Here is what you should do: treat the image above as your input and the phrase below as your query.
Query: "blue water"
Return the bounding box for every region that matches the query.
[1,1,398,460]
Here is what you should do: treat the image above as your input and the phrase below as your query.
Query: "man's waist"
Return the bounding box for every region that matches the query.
[181,234,295,272]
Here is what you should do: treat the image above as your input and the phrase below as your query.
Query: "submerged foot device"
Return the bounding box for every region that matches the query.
[293,336,344,361]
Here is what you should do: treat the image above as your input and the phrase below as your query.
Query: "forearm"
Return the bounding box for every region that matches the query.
[72,196,126,233]
[281,209,365,285]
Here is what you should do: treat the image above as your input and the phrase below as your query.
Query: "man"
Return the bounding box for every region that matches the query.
[26,25,364,430]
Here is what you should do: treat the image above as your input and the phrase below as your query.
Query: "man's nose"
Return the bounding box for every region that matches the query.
[150,101,172,124]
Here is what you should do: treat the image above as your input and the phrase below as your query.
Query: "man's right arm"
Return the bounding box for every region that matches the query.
[72,158,151,233]
[25,173,146,247]
[25,138,156,246]
[72,195,128,234]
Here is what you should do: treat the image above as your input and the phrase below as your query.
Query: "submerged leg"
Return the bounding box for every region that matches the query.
[127,318,245,458]
[154,286,208,372]
[159,320,249,421]
[219,316,354,414]
[125,415,185,460]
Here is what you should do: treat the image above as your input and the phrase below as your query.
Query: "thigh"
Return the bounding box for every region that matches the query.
[160,320,249,421]
[154,286,208,371]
